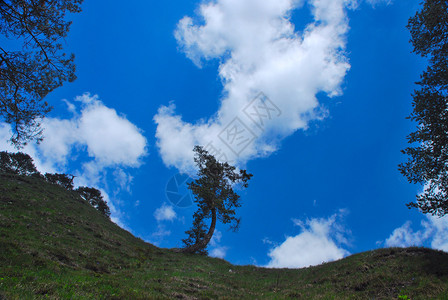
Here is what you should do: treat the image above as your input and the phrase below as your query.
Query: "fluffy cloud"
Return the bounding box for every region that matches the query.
[266,211,350,268]
[0,93,148,226]
[210,247,228,259]
[37,94,147,175]
[154,204,177,222]
[154,0,354,173]
[384,221,428,248]
[385,216,448,252]
[0,93,147,178]
[75,95,146,167]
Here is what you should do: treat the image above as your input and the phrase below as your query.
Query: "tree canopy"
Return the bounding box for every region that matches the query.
[45,172,75,190]
[0,150,38,176]
[399,0,448,216]
[76,186,111,218]
[0,0,83,147]
[180,146,252,255]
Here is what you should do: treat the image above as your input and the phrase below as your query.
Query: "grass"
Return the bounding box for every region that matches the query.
[1,173,448,299]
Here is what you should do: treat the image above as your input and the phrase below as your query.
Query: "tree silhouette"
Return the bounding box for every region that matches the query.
[45,173,75,190]
[0,151,39,176]
[0,0,83,147]
[180,146,252,255]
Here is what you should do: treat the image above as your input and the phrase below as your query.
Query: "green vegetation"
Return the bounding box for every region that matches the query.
[400,0,448,214]
[0,151,110,218]
[1,174,448,299]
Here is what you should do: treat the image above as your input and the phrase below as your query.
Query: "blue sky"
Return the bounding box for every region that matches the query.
[2,0,448,268]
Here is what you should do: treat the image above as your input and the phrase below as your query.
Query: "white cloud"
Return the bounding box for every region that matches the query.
[9,93,148,177]
[210,247,228,259]
[154,0,354,173]
[76,96,146,167]
[151,204,178,246]
[38,118,78,168]
[154,204,177,222]
[0,124,58,174]
[62,99,77,114]
[384,221,427,248]
[385,216,448,252]
[429,217,448,251]
[266,211,350,268]
[210,229,222,246]
[35,93,147,172]
[0,93,148,227]
[208,230,228,259]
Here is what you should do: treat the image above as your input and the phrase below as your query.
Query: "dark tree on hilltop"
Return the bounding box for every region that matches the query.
[0,0,83,147]
[399,0,448,216]
[76,186,111,218]
[179,146,252,255]
[45,172,74,190]
[0,151,39,176]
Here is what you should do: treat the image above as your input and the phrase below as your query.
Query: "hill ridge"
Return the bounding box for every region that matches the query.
[1,173,448,299]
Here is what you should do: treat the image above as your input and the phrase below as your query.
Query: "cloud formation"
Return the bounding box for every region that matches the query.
[154,0,354,173]
[210,247,228,259]
[39,94,147,184]
[154,204,177,222]
[385,216,448,252]
[266,211,350,268]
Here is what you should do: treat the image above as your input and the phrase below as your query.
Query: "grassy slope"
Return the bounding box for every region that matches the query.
[1,174,448,299]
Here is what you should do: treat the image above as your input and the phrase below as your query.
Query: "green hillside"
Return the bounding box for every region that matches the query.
[1,173,448,299]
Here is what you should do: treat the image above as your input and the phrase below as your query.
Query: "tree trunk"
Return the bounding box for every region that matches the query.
[178,207,217,254]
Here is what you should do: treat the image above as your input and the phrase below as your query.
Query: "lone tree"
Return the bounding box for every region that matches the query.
[399,0,448,216]
[180,146,252,255]
[0,0,83,147]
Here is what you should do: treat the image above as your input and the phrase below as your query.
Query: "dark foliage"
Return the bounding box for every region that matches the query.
[76,186,111,218]
[0,150,39,176]
[181,146,252,254]
[182,216,208,255]
[45,172,74,190]
[399,0,448,216]
[0,0,83,147]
